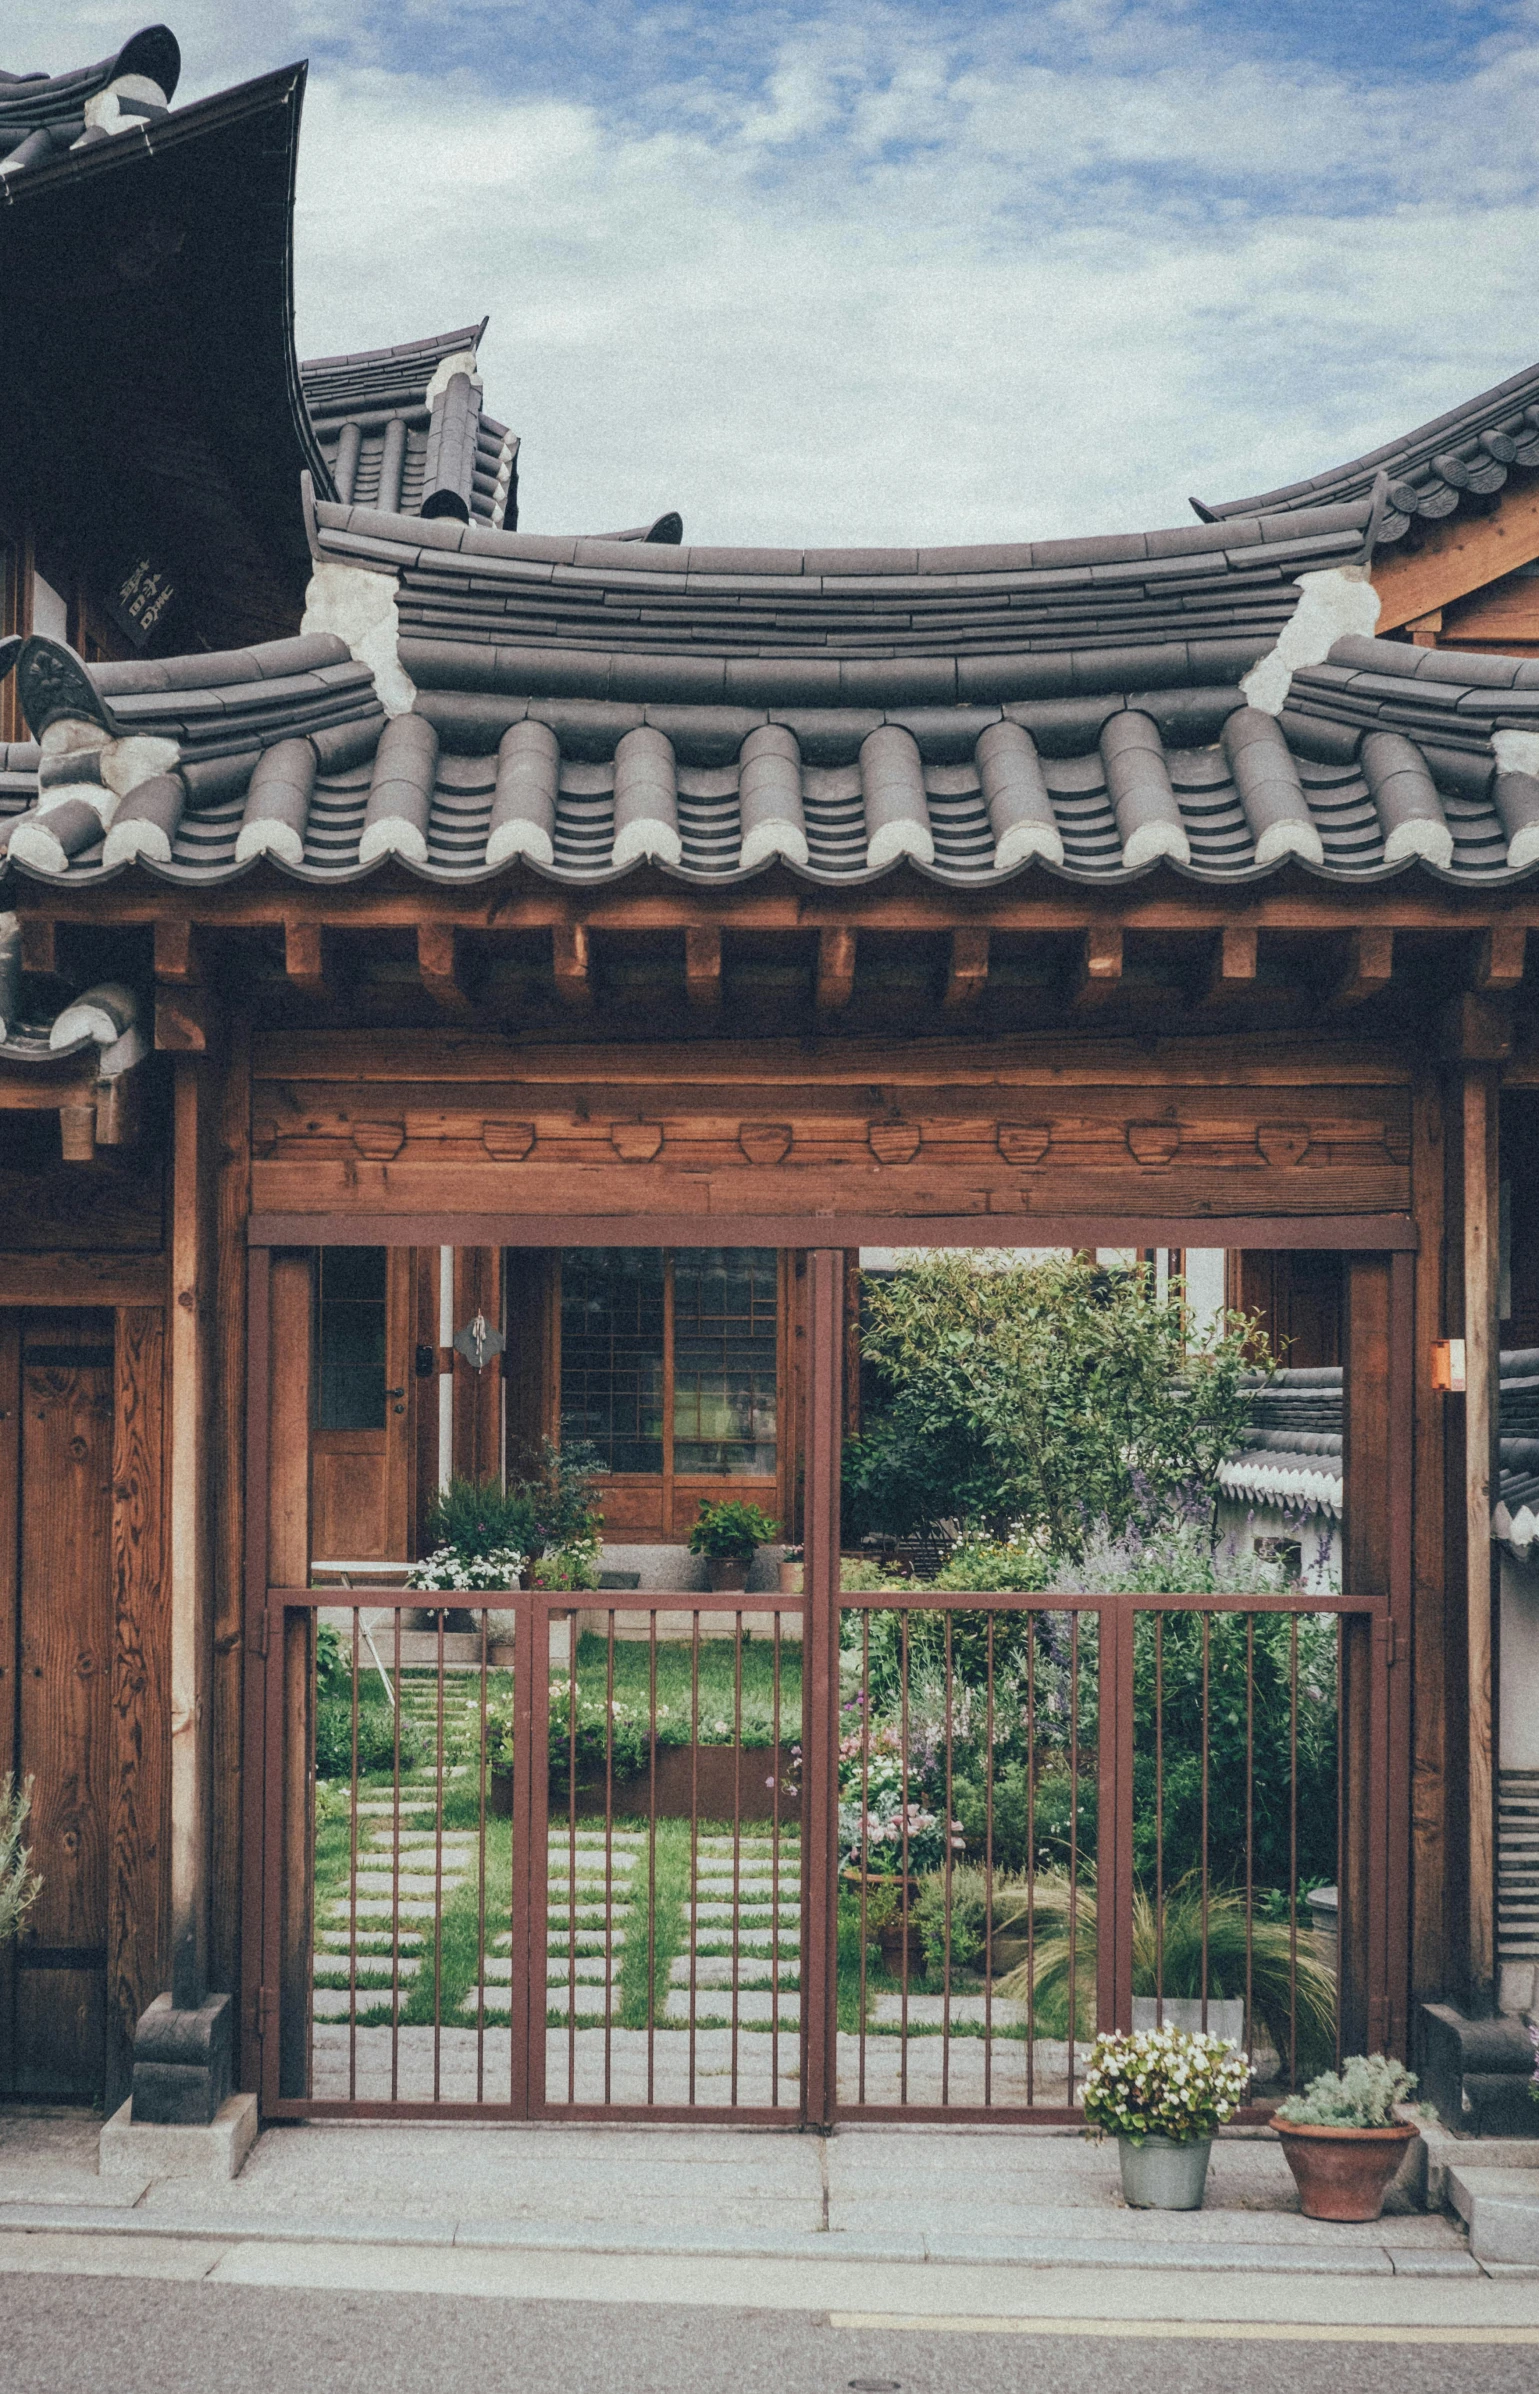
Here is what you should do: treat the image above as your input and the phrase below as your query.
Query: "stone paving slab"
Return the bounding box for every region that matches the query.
[669,1957,797,1988]
[664,1989,801,2025]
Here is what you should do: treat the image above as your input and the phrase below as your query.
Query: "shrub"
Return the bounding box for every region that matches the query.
[1275,2055,1419,2128]
[1082,2026,1251,2146]
[847,1252,1270,1554]
[426,1440,604,1564]
[315,1699,426,1781]
[0,1775,41,1946]
[688,1498,778,1560]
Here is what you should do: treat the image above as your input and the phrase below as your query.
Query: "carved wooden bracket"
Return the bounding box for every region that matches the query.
[1126,1122,1180,1166]
[1257,1122,1311,1167]
[611,1120,664,1161]
[868,1121,921,1165]
[997,1122,1051,1165]
[482,1118,535,1160]
[739,1123,792,1164]
[351,1119,405,1160]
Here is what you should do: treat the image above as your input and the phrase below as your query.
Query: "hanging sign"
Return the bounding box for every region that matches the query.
[453,1311,506,1372]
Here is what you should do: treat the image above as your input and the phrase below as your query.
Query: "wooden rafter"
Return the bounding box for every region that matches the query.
[1074,925,1124,1007]
[684,925,722,1010]
[943,926,990,1009]
[417,922,471,1014]
[816,926,856,1012]
[1332,927,1395,1009]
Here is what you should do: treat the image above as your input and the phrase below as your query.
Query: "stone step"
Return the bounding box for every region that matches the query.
[870,1992,1029,2027]
[668,1956,797,1988]
[314,1954,423,1981]
[354,1800,438,1817]
[690,1901,800,1924]
[663,1988,800,2025]
[345,1872,468,1898]
[329,1897,454,1921]
[693,1928,799,1952]
[316,1928,424,1951]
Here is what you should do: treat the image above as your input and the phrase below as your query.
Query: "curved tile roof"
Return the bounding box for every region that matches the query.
[1198,361,1539,548]
[301,322,519,531]
[0,25,180,179]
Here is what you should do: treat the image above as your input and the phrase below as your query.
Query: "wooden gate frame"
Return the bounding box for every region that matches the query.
[241,1211,1417,2122]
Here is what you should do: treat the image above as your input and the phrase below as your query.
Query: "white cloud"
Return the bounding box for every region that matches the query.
[10,2,1539,544]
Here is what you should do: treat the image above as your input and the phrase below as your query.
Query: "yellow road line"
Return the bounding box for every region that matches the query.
[829,2315,1539,2345]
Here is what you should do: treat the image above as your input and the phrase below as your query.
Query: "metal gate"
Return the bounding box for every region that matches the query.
[243,1235,1412,2125]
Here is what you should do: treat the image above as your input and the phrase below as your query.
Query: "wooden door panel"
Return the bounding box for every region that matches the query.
[311,1434,389,1561]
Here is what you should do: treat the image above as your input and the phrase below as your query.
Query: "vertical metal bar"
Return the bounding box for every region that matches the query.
[1025,1612,1037,2108]
[899,1610,911,2106]
[1200,1613,1211,2032]
[942,1613,954,2106]
[605,1608,616,2108]
[731,1610,743,2109]
[477,1606,488,2105]
[1113,1604,1136,2036]
[1154,1615,1164,2029]
[349,1609,360,2102]
[433,1605,445,2103]
[1290,1613,1300,2089]
[1068,1611,1080,2095]
[646,1609,658,2106]
[1245,1615,1255,2078]
[688,1610,700,2106]
[390,1607,401,2105]
[858,1610,870,2106]
[800,1248,843,2130]
[1335,1613,1345,2076]
[984,1614,995,2109]
[771,1612,782,2109]
[512,1577,540,2118]
[566,1607,577,2105]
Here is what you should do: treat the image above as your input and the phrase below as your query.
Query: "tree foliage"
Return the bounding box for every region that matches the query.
[844,1252,1270,1554]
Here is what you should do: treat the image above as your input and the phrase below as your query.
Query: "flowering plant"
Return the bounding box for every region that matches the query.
[839,1799,963,1876]
[1529,2020,1538,2106]
[529,1530,603,1592]
[1081,2025,1250,2147]
[405,1544,523,1593]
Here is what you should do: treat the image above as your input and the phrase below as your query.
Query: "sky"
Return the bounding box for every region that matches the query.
[13,2,1539,546]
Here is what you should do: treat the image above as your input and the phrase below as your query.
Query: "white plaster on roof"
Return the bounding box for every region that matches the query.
[1494,730,1539,778]
[302,562,415,717]
[1241,567,1381,717]
[424,351,483,409]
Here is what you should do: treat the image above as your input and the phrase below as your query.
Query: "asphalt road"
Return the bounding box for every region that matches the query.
[1,2281,1537,2394]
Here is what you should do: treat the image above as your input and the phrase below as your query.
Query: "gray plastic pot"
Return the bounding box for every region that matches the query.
[1117,2133,1214,2210]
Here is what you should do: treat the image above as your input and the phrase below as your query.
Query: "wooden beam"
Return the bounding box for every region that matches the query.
[1475,922,1527,992]
[816,926,856,1012]
[1074,925,1124,1007]
[1332,927,1394,1008]
[284,918,333,1002]
[0,1252,166,1306]
[1373,481,1539,633]
[685,925,722,1011]
[18,915,56,976]
[154,987,208,1052]
[416,922,471,1014]
[58,1100,97,1161]
[552,921,591,1008]
[153,918,199,983]
[168,1058,213,2011]
[1462,1064,1500,2015]
[1203,924,1258,1005]
[943,927,990,1010]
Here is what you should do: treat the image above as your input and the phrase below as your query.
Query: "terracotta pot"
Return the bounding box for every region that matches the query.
[777,1559,802,1594]
[1272,2119,1420,2221]
[707,1557,751,1592]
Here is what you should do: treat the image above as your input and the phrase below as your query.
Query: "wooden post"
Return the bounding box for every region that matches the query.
[1409,1067,1450,2006]
[267,1253,314,2100]
[210,1028,251,2005]
[1463,1064,1501,2014]
[108,1306,168,2109]
[1343,1253,1392,2058]
[168,1059,214,2012]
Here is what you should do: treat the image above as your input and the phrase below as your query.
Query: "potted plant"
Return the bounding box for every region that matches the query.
[688,1497,778,1592]
[1083,2024,1251,2210]
[778,1545,802,1594]
[1271,2055,1424,2220]
[1,1773,41,1947]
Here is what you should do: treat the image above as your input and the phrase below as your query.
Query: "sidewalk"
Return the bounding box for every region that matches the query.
[0,2109,1501,2298]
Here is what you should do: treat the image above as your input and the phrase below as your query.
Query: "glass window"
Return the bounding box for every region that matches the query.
[673,1247,777,1475]
[317,1248,387,1430]
[560,1248,666,1473]
[557,1248,777,1477]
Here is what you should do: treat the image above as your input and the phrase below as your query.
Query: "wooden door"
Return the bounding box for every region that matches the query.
[0,1310,115,2097]
[310,1248,412,1563]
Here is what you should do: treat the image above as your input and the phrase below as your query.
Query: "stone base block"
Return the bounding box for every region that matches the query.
[128,1990,233,2125]
[1418,2001,1539,2138]
[99,2091,258,2183]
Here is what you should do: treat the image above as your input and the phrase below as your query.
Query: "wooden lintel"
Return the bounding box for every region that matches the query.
[1074,925,1124,1006]
[1332,927,1394,1008]
[154,917,199,984]
[1203,924,1259,1004]
[417,922,471,1014]
[284,918,333,1001]
[0,1059,96,1108]
[18,914,56,975]
[943,926,990,1009]
[552,921,591,1007]
[816,925,857,1012]
[0,1251,166,1306]
[684,924,722,1010]
[1475,921,1527,992]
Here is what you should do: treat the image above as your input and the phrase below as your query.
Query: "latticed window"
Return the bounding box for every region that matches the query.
[315,1246,388,1430]
[559,1247,777,1478]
